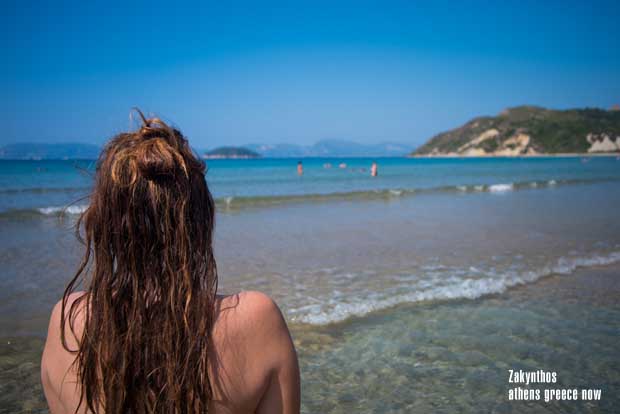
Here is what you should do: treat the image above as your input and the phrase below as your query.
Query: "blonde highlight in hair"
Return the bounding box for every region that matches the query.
[61,111,218,413]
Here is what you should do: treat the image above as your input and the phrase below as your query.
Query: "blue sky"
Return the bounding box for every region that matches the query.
[1,0,619,148]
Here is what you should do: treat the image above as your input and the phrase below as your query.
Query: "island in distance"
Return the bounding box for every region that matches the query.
[203,146,261,159]
[412,105,620,157]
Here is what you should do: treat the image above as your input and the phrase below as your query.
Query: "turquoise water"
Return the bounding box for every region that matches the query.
[1,156,620,214]
[1,156,619,412]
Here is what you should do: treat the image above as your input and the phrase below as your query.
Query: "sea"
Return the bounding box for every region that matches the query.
[1,156,620,413]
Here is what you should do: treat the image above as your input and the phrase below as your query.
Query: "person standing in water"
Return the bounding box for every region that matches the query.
[371,161,378,177]
[41,112,300,414]
[297,160,303,176]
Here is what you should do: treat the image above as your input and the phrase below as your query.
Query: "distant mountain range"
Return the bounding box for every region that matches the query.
[413,106,620,156]
[243,140,413,157]
[0,139,413,160]
[11,105,618,160]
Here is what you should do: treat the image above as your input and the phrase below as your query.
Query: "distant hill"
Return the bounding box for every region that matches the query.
[245,139,413,157]
[204,146,260,159]
[0,143,100,160]
[413,106,620,156]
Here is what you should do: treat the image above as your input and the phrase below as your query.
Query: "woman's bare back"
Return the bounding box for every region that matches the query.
[41,291,300,414]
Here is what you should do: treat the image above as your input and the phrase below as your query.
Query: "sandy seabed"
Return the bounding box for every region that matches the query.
[2,263,619,413]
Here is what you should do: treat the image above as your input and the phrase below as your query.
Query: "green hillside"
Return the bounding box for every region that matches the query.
[413,106,620,156]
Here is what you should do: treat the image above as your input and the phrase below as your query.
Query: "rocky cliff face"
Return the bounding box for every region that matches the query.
[413,106,620,156]
[586,133,620,153]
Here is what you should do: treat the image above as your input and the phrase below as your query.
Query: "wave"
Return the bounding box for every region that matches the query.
[0,177,615,219]
[292,251,620,325]
[213,177,613,209]
[0,204,88,219]
[488,183,513,192]
[37,205,88,215]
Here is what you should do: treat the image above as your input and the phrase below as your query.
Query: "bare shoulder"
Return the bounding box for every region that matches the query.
[215,290,298,384]
[41,292,88,414]
[214,291,289,344]
[224,292,300,413]
[210,291,300,413]
[46,291,88,348]
[43,291,88,366]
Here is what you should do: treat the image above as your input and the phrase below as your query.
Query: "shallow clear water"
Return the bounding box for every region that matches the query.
[296,265,620,413]
[1,157,619,412]
[2,266,618,413]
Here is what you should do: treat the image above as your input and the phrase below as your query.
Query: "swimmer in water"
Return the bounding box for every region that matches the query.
[297,161,303,176]
[371,161,378,177]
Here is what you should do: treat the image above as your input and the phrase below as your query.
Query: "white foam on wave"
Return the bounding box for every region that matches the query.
[457,185,468,192]
[37,205,88,215]
[488,183,514,193]
[293,250,620,325]
[389,189,403,196]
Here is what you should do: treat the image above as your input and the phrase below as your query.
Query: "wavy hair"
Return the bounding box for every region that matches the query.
[61,111,218,413]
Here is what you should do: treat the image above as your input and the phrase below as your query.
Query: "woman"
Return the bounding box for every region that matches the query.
[41,113,300,413]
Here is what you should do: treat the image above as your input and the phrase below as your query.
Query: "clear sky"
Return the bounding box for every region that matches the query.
[2,0,619,148]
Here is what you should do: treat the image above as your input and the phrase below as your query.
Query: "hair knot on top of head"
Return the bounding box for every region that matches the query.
[135,116,188,181]
[107,111,201,186]
[135,131,188,182]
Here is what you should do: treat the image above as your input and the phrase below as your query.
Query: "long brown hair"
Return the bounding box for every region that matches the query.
[61,112,218,413]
